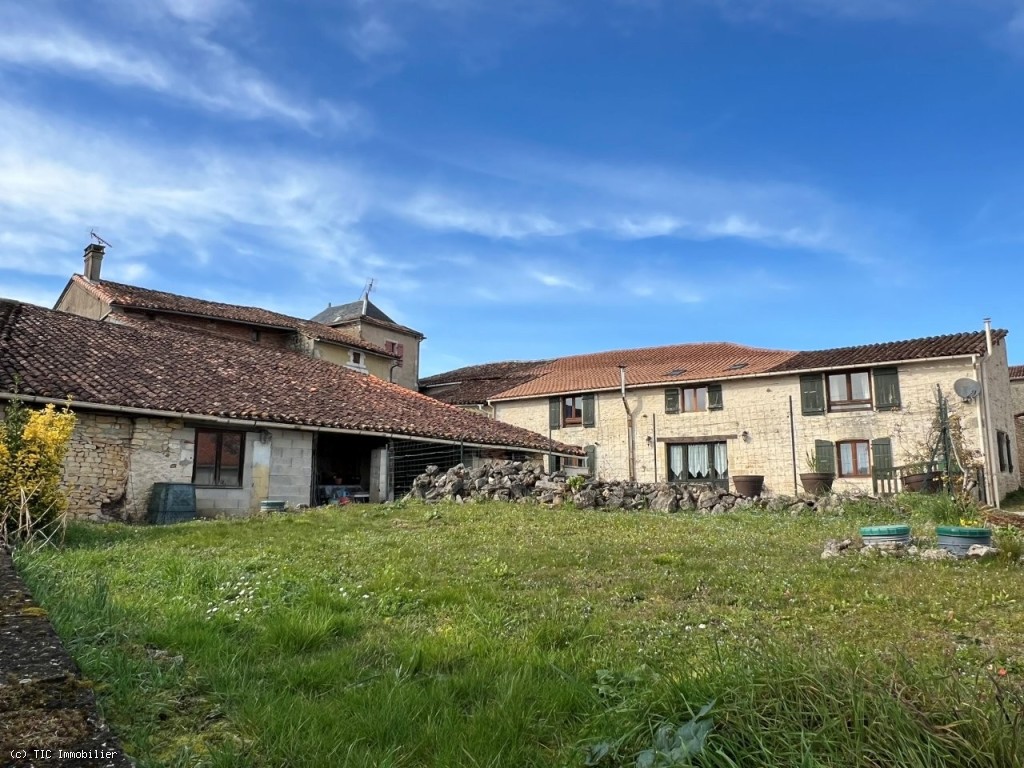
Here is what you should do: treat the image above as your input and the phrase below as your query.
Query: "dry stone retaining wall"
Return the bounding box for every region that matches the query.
[404,460,871,514]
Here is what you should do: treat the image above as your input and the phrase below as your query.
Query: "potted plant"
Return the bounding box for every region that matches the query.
[731,473,765,497]
[799,451,834,496]
[900,462,943,494]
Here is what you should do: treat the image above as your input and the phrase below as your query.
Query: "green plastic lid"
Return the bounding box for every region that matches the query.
[860,525,911,536]
[935,526,991,537]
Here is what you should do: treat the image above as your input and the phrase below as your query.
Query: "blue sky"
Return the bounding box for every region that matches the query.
[2,0,1023,375]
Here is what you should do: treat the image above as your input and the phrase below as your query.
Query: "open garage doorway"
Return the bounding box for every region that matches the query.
[312,433,388,505]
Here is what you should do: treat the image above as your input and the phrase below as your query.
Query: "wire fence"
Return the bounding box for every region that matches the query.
[386,439,531,498]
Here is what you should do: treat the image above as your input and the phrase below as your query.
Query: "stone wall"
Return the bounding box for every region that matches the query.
[494,356,999,497]
[984,340,1021,495]
[62,413,313,521]
[404,460,864,515]
[64,414,194,521]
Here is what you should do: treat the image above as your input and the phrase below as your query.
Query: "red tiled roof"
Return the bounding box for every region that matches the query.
[0,300,582,455]
[491,343,796,400]
[770,330,1007,373]
[419,360,551,405]
[71,276,395,357]
[483,330,1009,401]
[1010,365,1024,381]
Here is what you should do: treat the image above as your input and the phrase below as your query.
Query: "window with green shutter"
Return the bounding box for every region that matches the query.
[873,368,901,410]
[708,383,723,411]
[871,437,893,472]
[801,375,825,415]
[665,388,680,414]
[814,439,835,474]
[582,394,596,427]
[548,397,561,430]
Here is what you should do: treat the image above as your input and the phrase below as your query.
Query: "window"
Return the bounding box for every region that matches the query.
[193,429,245,487]
[385,340,406,367]
[837,440,870,477]
[348,349,365,368]
[801,368,901,415]
[563,395,583,425]
[549,394,595,428]
[667,442,728,488]
[665,384,723,414]
[827,371,872,411]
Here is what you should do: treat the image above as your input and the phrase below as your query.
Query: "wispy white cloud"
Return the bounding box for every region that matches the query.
[397,193,570,238]
[346,14,405,61]
[0,5,361,131]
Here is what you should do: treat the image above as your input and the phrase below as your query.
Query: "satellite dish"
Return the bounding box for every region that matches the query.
[953,378,981,401]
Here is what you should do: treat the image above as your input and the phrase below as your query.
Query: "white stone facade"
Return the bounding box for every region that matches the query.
[494,342,1020,500]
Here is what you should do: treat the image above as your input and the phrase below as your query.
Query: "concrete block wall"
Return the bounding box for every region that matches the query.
[495,355,1015,498]
[267,429,313,507]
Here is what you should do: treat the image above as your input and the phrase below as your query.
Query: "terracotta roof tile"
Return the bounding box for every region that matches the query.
[72,276,395,357]
[478,330,1009,402]
[0,300,582,455]
[770,330,1007,373]
[420,361,551,405]
[491,343,796,400]
[1010,365,1024,381]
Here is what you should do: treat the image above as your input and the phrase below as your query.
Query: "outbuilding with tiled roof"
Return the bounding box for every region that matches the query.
[1,300,581,520]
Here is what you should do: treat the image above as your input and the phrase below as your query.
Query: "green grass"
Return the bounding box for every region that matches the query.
[13,499,1024,767]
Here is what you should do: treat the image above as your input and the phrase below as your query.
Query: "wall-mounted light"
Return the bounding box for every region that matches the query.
[646,435,653,445]
[258,429,272,444]
[740,430,751,441]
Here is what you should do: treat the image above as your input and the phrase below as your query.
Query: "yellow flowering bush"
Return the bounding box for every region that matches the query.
[1,397,77,544]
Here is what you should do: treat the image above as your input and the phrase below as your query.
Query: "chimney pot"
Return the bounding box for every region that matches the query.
[83,243,105,281]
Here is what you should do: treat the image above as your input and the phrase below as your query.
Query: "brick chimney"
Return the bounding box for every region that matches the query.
[83,243,104,281]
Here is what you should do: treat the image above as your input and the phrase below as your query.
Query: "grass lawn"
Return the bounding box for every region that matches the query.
[13,500,1024,767]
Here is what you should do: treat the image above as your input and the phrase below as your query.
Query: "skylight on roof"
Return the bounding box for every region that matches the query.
[727,362,749,370]
[666,368,687,376]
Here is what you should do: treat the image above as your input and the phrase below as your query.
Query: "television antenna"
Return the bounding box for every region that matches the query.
[90,230,112,248]
[953,378,981,402]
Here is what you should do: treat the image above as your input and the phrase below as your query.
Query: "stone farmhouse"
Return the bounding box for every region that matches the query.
[55,244,422,389]
[424,328,1020,504]
[0,300,582,520]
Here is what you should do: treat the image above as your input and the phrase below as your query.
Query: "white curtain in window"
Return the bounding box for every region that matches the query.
[669,445,684,481]
[713,442,728,478]
[688,444,710,479]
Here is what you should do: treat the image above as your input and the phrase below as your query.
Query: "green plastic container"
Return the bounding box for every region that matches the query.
[860,525,911,546]
[936,526,992,556]
[147,483,197,525]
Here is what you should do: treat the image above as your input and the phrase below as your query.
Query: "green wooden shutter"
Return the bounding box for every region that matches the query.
[997,431,1007,472]
[585,444,597,476]
[873,367,901,410]
[708,383,723,411]
[665,388,680,414]
[871,437,892,470]
[582,394,596,427]
[548,397,561,430]
[814,439,835,474]
[800,375,825,415]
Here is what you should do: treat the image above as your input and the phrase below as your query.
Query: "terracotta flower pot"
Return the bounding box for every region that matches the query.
[799,472,834,496]
[901,471,942,494]
[732,475,765,497]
